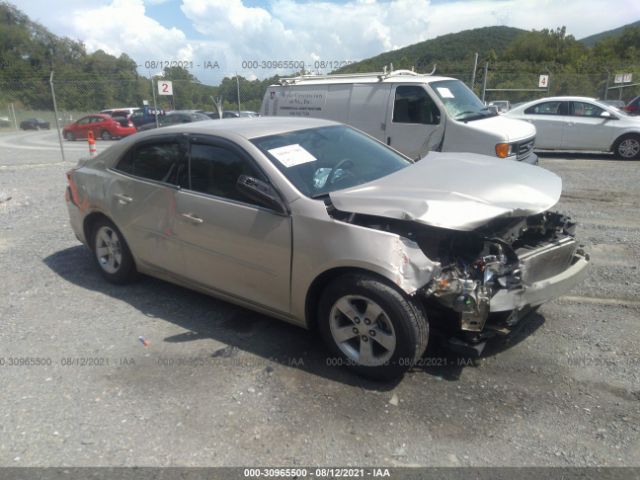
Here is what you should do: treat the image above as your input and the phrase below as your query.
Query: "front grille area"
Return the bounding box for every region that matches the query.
[516,138,535,161]
[516,236,577,284]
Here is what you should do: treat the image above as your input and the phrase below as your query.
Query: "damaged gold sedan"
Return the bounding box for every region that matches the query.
[65,118,589,380]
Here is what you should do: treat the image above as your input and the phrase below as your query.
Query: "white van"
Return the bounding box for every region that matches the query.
[260,70,537,164]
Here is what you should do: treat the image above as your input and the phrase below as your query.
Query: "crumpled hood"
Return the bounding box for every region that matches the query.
[329,152,562,231]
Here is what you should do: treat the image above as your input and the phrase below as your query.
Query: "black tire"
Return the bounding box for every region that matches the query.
[65,131,75,141]
[614,134,640,160]
[100,130,112,141]
[91,218,137,284]
[318,273,428,381]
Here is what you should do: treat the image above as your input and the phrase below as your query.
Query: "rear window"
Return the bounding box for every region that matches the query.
[115,141,184,184]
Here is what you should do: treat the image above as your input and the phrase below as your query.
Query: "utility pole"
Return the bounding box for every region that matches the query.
[49,71,65,162]
[470,52,479,90]
[481,62,489,103]
[236,73,241,114]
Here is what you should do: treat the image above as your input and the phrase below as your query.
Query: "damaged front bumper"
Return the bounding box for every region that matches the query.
[490,249,589,312]
[420,212,590,344]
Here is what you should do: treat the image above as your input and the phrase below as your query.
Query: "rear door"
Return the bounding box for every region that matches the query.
[384,84,443,159]
[108,136,187,274]
[174,136,292,313]
[74,116,93,139]
[522,101,569,149]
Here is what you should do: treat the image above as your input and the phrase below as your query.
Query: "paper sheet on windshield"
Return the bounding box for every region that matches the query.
[437,87,454,98]
[268,144,317,168]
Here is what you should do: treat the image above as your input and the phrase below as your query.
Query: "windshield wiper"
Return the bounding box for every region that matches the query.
[455,108,496,121]
[311,192,330,199]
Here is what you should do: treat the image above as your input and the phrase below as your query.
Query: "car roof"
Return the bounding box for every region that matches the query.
[523,96,598,103]
[135,117,340,140]
[273,71,456,86]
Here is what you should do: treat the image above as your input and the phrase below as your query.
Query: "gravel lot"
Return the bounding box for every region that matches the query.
[1,130,639,467]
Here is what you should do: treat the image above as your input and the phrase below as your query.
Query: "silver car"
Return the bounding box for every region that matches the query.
[65,117,589,380]
[505,96,640,159]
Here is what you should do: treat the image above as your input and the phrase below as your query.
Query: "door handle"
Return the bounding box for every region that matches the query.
[387,136,391,145]
[181,213,203,224]
[114,193,133,204]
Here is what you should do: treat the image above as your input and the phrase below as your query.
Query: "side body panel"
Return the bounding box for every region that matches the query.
[288,200,439,324]
[346,84,391,143]
[173,190,292,314]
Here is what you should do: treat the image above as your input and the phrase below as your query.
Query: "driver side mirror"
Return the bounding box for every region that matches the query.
[600,111,616,120]
[236,175,288,214]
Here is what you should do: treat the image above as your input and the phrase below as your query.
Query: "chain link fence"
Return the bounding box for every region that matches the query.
[2,68,638,140]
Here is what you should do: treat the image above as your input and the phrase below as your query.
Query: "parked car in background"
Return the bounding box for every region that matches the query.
[505,96,640,159]
[101,107,139,118]
[63,114,136,141]
[624,96,640,115]
[221,110,260,118]
[0,116,11,127]
[64,117,588,380]
[600,99,626,110]
[205,111,260,119]
[137,110,210,131]
[130,106,164,127]
[20,118,50,130]
[488,100,511,113]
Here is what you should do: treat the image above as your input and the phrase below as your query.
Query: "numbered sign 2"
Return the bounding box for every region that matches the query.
[158,80,173,96]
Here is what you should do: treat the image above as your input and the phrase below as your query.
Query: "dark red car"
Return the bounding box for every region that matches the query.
[63,114,137,141]
[624,96,640,115]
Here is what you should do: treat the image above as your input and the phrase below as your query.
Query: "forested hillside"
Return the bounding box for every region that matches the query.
[579,20,640,47]
[1,0,639,113]
[335,26,525,74]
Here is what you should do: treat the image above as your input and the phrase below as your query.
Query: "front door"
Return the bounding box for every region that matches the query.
[175,138,292,314]
[563,101,616,151]
[385,85,443,160]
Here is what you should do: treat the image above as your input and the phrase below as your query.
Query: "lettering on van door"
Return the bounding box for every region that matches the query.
[279,91,325,116]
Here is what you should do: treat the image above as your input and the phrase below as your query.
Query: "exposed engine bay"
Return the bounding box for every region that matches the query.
[329,206,589,348]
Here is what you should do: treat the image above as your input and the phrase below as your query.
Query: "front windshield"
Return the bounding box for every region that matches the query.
[431,79,495,121]
[252,125,411,198]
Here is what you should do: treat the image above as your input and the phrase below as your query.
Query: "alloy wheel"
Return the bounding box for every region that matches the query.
[329,295,397,366]
[95,226,123,274]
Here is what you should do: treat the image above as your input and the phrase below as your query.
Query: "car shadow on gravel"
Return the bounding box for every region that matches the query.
[537,151,619,161]
[414,312,546,381]
[44,245,547,388]
[44,245,404,391]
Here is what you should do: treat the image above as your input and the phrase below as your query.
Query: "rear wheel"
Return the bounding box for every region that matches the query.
[318,273,428,380]
[614,134,640,160]
[100,130,112,141]
[91,218,137,284]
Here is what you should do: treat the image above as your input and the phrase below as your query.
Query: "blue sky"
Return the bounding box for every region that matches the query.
[16,0,640,83]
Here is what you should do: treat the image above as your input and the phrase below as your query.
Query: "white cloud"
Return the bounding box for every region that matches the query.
[15,0,640,82]
[70,0,189,63]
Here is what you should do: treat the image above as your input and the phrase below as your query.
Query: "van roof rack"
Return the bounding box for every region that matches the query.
[278,64,437,85]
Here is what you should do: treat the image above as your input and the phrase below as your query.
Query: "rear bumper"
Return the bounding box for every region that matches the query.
[490,251,589,312]
[65,189,87,245]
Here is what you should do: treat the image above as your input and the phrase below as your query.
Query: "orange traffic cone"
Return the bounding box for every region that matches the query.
[87,130,97,157]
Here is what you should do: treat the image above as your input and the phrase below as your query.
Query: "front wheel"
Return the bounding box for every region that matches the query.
[318,273,429,380]
[614,134,640,160]
[100,130,112,141]
[91,218,137,284]
[64,131,75,141]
